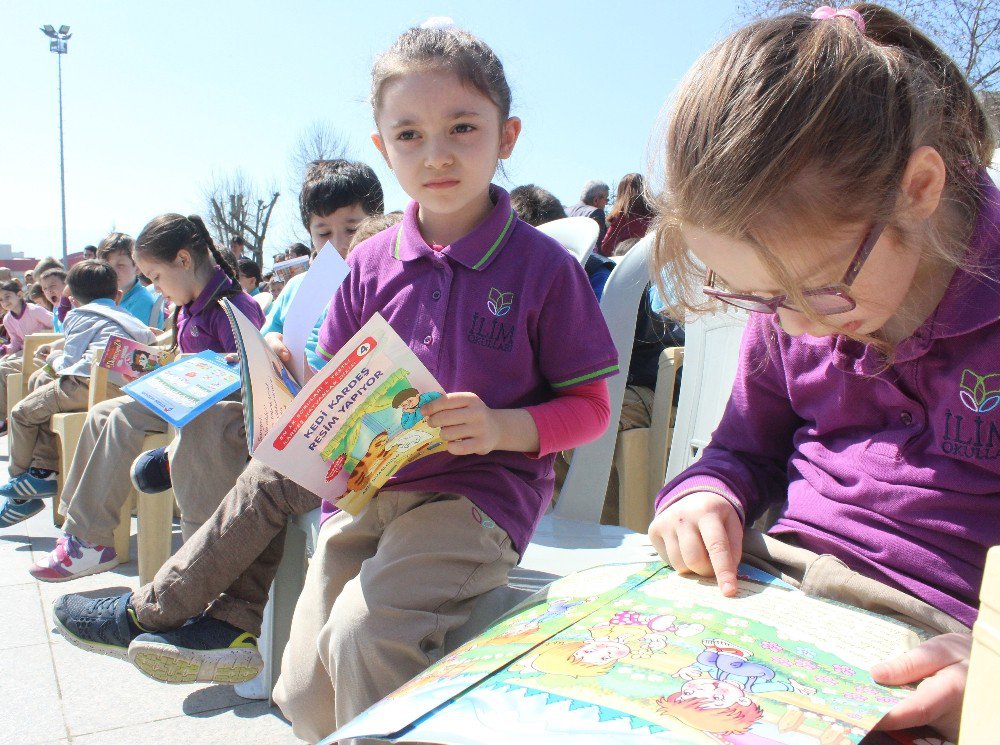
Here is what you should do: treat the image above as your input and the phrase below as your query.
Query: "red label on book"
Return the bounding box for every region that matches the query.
[272,337,378,450]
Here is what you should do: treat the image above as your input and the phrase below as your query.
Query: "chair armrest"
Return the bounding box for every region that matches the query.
[647,347,683,493]
[960,545,1000,743]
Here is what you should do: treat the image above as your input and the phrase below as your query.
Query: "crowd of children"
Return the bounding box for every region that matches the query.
[0,5,995,743]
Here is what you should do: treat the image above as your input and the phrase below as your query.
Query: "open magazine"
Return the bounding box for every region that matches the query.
[327,562,936,745]
[271,254,310,283]
[98,335,173,383]
[223,301,447,514]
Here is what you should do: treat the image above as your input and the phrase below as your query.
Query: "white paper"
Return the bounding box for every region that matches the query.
[282,242,350,382]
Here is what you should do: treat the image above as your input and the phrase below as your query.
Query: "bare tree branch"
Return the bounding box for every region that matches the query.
[203,170,280,267]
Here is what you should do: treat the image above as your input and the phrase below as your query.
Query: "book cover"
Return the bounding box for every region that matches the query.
[98,335,173,383]
[271,255,310,284]
[330,562,931,745]
[251,312,448,514]
[122,350,241,428]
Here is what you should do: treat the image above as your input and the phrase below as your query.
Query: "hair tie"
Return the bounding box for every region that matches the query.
[811,6,866,33]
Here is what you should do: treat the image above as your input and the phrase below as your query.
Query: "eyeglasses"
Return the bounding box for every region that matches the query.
[702,222,886,315]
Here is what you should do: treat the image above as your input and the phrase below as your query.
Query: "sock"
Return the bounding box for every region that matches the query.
[27,467,56,480]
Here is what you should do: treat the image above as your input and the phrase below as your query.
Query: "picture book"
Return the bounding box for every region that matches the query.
[250,312,447,514]
[271,254,310,284]
[122,350,241,428]
[98,335,173,383]
[329,561,936,745]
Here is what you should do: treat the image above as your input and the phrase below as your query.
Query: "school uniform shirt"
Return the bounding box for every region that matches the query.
[318,185,619,555]
[656,174,1000,628]
[0,302,53,355]
[176,267,265,354]
[119,280,164,328]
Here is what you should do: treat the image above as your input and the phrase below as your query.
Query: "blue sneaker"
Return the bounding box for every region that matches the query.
[52,592,144,661]
[129,617,262,684]
[0,470,58,500]
[0,497,45,527]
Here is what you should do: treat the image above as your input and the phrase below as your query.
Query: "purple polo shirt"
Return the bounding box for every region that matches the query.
[318,186,618,554]
[657,175,1000,628]
[176,266,265,354]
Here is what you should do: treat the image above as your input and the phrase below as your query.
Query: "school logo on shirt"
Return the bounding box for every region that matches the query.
[940,369,1000,461]
[467,288,516,352]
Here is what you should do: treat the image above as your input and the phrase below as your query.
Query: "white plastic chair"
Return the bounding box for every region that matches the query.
[535,216,600,265]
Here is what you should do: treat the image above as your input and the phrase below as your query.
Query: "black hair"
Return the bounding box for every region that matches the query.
[299,159,384,228]
[66,260,119,305]
[510,184,567,226]
[288,242,311,258]
[237,257,263,286]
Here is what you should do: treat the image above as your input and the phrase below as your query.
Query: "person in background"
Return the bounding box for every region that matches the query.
[567,179,610,247]
[228,235,248,261]
[237,257,264,296]
[96,233,164,329]
[600,172,655,256]
[82,245,97,260]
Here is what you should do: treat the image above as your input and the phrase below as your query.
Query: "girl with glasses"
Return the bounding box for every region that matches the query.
[647,4,998,740]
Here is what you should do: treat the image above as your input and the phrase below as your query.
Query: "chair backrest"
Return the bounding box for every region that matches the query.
[663,309,747,484]
[535,217,600,266]
[87,346,114,407]
[554,233,655,523]
[254,291,274,315]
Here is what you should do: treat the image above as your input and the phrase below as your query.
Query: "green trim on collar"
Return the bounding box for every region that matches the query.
[472,209,514,270]
[551,365,620,389]
[393,227,403,260]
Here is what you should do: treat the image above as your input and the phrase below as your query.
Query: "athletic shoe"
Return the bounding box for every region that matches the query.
[51,592,144,660]
[0,497,45,527]
[129,617,263,685]
[130,446,171,494]
[0,470,58,500]
[29,533,120,582]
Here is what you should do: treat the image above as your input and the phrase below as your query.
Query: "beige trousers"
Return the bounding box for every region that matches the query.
[9,374,91,474]
[0,354,43,418]
[273,490,519,744]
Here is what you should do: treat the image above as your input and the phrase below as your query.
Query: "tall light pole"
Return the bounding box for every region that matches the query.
[40,24,71,261]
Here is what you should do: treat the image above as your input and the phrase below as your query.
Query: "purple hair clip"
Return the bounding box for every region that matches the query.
[811,5,866,33]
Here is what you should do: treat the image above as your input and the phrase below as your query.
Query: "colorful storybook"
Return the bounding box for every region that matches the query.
[98,335,173,383]
[270,254,310,283]
[224,301,448,515]
[328,562,934,745]
[122,350,241,428]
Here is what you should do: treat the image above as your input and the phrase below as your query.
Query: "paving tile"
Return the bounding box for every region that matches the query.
[0,643,69,745]
[0,582,48,650]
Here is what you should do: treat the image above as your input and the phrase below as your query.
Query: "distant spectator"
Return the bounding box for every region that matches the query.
[237,258,264,296]
[27,283,53,312]
[288,242,311,259]
[510,184,566,226]
[228,235,248,260]
[82,245,97,260]
[600,173,654,256]
[613,237,640,257]
[34,257,64,277]
[0,268,12,283]
[23,271,35,285]
[566,180,610,246]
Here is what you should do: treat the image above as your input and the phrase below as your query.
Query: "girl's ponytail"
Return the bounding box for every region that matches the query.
[186,216,246,307]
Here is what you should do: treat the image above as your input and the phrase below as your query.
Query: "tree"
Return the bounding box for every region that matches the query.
[740,1,999,99]
[289,121,349,188]
[204,170,279,267]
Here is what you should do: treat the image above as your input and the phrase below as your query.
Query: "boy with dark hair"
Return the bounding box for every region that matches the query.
[0,260,157,529]
[510,184,567,227]
[53,168,392,683]
[96,233,164,329]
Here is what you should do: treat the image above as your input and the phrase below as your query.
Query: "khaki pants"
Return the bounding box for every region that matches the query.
[0,354,43,418]
[9,374,91,474]
[169,399,250,536]
[741,529,970,635]
[131,459,319,636]
[60,395,167,546]
[273,490,519,744]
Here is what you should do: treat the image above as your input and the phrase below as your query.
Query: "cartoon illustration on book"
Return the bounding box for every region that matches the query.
[98,335,172,383]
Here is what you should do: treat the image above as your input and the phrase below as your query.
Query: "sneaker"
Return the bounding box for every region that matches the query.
[130,446,171,494]
[129,617,263,685]
[29,533,120,582]
[0,497,45,527]
[51,592,143,660]
[0,470,58,500]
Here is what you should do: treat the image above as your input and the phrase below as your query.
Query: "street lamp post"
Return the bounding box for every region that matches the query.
[40,24,71,261]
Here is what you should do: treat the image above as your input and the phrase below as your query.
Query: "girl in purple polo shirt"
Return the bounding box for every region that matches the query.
[646,5,998,740]
[265,23,619,740]
[25,214,264,580]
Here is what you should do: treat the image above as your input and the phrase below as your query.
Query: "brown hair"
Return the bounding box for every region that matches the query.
[0,280,22,295]
[135,214,242,349]
[656,694,762,735]
[348,211,404,252]
[371,26,512,122]
[607,173,654,224]
[96,232,136,262]
[66,259,119,305]
[650,4,995,339]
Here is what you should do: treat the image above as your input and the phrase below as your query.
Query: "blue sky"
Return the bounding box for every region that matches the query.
[1,1,743,265]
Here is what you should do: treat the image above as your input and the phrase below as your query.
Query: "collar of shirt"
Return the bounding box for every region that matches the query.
[185,266,231,318]
[120,279,144,303]
[88,298,117,309]
[391,184,516,271]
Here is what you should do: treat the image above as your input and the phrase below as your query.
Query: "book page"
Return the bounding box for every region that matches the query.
[252,313,447,512]
[270,254,310,283]
[98,335,173,383]
[122,351,240,428]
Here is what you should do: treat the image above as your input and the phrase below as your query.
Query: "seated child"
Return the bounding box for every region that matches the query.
[646,6,997,739]
[28,283,53,312]
[21,215,264,580]
[0,260,155,527]
[38,268,69,332]
[0,279,54,434]
[236,257,264,296]
[97,232,165,329]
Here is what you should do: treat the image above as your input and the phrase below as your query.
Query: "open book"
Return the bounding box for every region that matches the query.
[223,301,447,514]
[327,562,936,745]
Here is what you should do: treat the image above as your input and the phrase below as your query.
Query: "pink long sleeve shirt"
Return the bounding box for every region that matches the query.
[657,174,1000,628]
[0,302,53,356]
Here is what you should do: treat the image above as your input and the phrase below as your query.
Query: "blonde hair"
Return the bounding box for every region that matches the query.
[651,4,995,341]
[528,640,615,678]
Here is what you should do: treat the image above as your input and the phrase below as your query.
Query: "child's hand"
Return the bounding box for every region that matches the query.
[35,344,51,360]
[648,491,743,597]
[422,392,504,456]
[871,632,971,740]
[264,332,292,362]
